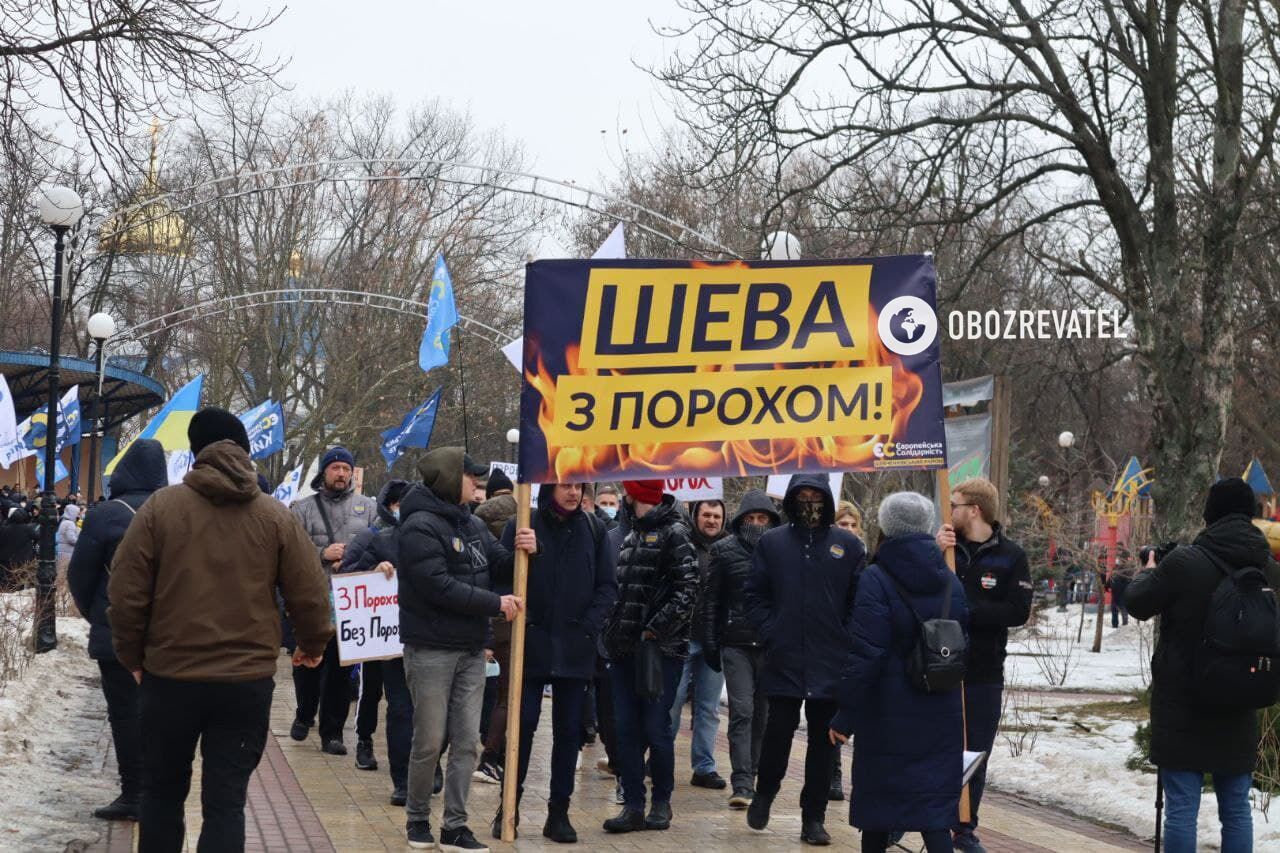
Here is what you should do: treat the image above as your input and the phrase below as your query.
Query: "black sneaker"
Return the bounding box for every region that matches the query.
[952,831,988,852]
[602,807,646,833]
[472,759,502,785]
[728,787,753,809]
[289,717,310,741]
[92,795,138,821]
[490,806,518,840]
[390,786,406,807]
[321,738,347,756]
[746,792,773,830]
[355,738,377,770]
[827,779,844,801]
[644,801,672,831]
[439,825,489,852]
[406,820,434,850]
[801,820,831,846]
[691,771,727,790]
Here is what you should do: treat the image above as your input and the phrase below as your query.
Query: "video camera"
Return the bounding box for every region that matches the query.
[1138,541,1179,567]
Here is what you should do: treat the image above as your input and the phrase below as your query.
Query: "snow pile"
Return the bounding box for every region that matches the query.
[990,700,1280,850]
[0,614,115,851]
[1005,604,1150,693]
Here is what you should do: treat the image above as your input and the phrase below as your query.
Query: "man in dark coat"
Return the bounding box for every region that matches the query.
[338,479,411,795]
[670,498,729,790]
[600,479,698,835]
[67,438,167,822]
[493,482,618,843]
[0,505,38,590]
[744,474,864,846]
[936,477,1031,853]
[702,489,780,809]
[830,492,968,853]
[1126,478,1280,852]
[396,446,535,852]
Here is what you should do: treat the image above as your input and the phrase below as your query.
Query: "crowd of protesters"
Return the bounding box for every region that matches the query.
[34,410,1277,852]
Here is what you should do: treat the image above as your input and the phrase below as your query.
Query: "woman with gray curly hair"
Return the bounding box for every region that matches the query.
[828,492,969,853]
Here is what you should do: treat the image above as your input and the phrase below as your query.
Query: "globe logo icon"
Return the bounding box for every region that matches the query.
[889,307,928,345]
[877,295,938,356]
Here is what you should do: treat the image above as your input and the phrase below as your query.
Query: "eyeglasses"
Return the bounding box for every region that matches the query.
[950,502,973,510]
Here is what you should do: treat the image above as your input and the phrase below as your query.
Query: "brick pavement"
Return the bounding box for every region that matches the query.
[87,656,1150,852]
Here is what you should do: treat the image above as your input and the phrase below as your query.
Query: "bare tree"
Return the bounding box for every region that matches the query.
[657,0,1280,534]
[0,0,281,172]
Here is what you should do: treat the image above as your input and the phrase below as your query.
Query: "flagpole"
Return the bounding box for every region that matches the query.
[501,481,531,841]
[455,327,471,453]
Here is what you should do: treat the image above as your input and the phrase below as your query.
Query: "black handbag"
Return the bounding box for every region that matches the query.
[635,638,664,700]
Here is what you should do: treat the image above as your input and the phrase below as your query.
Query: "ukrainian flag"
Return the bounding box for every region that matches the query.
[104,374,203,475]
[1244,457,1275,496]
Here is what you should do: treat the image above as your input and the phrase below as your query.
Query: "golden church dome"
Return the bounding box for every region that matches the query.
[97,122,189,257]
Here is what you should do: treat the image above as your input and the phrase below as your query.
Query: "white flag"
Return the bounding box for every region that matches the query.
[0,417,35,469]
[292,457,321,504]
[166,449,194,485]
[503,223,627,374]
[273,462,306,506]
[0,374,15,449]
[765,472,844,503]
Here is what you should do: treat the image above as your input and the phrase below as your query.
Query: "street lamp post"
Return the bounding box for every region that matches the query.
[34,185,84,654]
[506,428,520,464]
[85,313,116,508]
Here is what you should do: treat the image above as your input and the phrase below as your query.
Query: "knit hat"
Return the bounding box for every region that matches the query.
[188,407,251,456]
[1204,477,1257,524]
[877,491,937,538]
[321,446,355,472]
[623,479,665,505]
[486,467,514,498]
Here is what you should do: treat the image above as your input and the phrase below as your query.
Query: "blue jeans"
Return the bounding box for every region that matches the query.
[517,677,587,805]
[609,653,683,811]
[1162,769,1253,853]
[669,640,724,775]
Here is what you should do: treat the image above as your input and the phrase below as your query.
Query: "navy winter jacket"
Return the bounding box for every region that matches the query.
[954,523,1032,683]
[830,533,969,833]
[67,439,168,660]
[744,474,865,699]
[500,484,618,680]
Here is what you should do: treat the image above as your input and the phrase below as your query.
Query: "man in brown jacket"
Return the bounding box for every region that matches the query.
[109,408,333,853]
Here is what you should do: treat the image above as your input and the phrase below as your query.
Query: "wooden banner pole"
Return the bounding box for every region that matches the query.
[937,467,972,824]
[500,481,532,842]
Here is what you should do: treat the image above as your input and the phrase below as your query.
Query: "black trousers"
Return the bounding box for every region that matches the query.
[99,659,142,799]
[593,655,618,770]
[754,696,838,823]
[292,637,352,741]
[863,830,954,852]
[355,660,384,741]
[138,674,274,853]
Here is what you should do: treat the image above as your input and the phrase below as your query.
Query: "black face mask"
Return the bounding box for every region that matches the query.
[797,500,824,528]
[741,523,768,547]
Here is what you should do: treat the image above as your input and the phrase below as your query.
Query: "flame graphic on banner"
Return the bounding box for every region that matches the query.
[524,307,924,482]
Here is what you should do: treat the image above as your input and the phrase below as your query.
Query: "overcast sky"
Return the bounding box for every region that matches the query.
[249,0,684,190]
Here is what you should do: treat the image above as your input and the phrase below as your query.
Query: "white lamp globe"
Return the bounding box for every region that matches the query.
[36,186,84,227]
[761,231,802,261]
[87,313,116,341]
[506,428,520,445]
[1038,475,1050,488]
[1057,431,1075,449]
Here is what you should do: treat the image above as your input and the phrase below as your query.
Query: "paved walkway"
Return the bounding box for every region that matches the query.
[88,656,1148,852]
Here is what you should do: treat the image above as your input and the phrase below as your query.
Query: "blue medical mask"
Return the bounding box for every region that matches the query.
[601,505,618,520]
[392,507,400,521]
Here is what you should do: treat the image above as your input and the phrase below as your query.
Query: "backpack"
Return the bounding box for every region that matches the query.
[884,570,967,694]
[1192,547,1280,709]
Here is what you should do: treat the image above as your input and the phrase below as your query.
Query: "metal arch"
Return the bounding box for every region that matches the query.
[110,289,515,348]
[83,158,744,260]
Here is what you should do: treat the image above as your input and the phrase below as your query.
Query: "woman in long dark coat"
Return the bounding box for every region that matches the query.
[829,491,968,853]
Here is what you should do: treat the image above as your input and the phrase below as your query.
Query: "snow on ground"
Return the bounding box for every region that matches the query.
[988,699,1280,851]
[1005,603,1151,693]
[0,605,115,852]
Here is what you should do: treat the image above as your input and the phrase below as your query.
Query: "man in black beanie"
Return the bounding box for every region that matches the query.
[108,407,333,852]
[1126,477,1280,850]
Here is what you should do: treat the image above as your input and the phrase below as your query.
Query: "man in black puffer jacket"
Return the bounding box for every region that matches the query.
[702,489,780,810]
[397,447,536,852]
[67,438,167,822]
[600,479,698,836]
[1126,478,1280,851]
[745,474,864,847]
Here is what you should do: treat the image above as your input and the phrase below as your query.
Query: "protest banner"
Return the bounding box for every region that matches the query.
[331,570,403,665]
[664,476,722,501]
[517,257,946,484]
